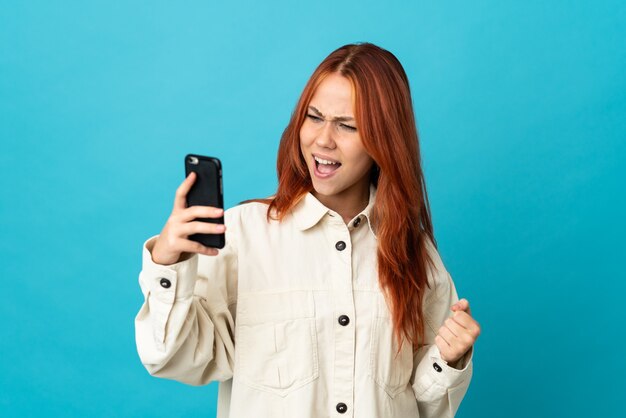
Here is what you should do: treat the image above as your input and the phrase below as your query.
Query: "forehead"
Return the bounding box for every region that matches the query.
[309,73,355,116]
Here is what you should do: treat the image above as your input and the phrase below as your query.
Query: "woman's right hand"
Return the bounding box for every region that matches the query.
[151,171,226,265]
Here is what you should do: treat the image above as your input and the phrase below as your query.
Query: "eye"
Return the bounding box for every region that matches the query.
[306,114,323,122]
[339,123,357,132]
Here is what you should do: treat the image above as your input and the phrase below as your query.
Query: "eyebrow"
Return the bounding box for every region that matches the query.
[308,106,355,122]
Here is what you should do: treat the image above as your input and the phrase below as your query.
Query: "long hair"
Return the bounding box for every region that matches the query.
[246,43,437,351]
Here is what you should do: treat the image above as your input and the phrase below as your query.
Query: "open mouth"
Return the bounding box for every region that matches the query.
[314,155,342,175]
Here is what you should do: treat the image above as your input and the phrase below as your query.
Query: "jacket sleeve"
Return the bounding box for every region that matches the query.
[411,242,474,417]
[134,209,238,386]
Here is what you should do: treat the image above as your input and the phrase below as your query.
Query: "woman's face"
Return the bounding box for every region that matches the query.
[300,73,374,204]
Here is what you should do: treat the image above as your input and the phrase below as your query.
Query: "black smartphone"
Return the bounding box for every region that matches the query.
[184,154,225,249]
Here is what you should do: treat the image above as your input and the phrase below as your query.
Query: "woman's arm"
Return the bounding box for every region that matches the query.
[134,216,238,385]
[410,239,478,417]
[134,171,238,385]
[135,181,239,385]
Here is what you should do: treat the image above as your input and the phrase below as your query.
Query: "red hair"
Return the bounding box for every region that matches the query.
[247,43,436,351]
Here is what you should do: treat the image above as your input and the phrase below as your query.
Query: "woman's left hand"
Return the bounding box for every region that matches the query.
[435,298,481,366]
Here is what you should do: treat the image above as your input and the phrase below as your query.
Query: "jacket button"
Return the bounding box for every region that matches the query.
[353,217,361,227]
[433,362,442,372]
[335,241,346,251]
[336,403,347,414]
[159,278,172,289]
[338,315,350,326]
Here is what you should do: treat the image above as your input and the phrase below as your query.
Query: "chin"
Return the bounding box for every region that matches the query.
[311,181,344,198]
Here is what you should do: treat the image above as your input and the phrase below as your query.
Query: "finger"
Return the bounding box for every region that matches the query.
[450,310,473,328]
[434,335,450,353]
[174,172,197,210]
[438,325,471,363]
[179,239,220,256]
[443,317,464,337]
[438,324,457,346]
[451,298,471,316]
[451,311,481,337]
[451,298,468,311]
[435,334,457,363]
[181,221,226,236]
[180,205,224,222]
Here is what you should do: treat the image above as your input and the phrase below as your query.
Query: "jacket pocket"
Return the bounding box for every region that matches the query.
[369,292,414,398]
[235,290,319,397]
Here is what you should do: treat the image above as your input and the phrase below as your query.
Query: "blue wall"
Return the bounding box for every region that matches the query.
[1,1,624,417]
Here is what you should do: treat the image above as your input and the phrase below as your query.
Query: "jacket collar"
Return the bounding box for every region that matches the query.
[292,184,377,234]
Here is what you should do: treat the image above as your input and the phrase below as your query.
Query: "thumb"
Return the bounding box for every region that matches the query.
[451,298,470,313]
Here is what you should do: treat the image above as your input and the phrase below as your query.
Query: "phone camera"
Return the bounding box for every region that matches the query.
[188,156,199,165]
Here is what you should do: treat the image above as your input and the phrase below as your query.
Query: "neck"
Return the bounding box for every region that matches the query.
[313,181,371,224]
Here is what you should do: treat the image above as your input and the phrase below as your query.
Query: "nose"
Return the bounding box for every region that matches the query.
[315,121,336,149]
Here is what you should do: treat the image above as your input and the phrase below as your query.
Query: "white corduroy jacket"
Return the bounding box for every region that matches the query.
[135,185,473,417]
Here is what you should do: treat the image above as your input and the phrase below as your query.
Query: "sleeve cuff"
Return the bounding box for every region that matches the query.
[443,345,474,371]
[141,235,199,301]
[419,344,473,389]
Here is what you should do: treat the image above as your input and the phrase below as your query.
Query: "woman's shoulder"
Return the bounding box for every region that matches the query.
[224,197,276,229]
[227,196,273,213]
[226,198,270,213]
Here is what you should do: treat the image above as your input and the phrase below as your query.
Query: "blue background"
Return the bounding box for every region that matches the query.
[1,1,624,417]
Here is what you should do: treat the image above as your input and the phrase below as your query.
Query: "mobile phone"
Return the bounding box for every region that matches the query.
[184,154,225,249]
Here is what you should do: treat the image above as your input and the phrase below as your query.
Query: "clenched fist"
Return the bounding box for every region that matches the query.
[434,298,480,367]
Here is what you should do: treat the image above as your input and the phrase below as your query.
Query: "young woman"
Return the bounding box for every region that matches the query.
[135,43,480,418]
